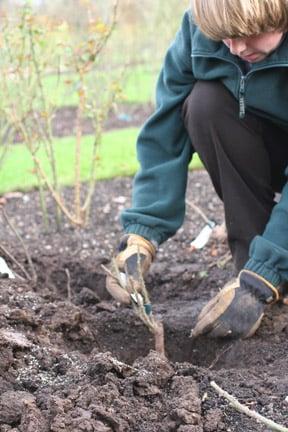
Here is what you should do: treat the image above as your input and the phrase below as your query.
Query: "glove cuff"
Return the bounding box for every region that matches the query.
[116,234,156,274]
[125,234,157,259]
[239,269,280,304]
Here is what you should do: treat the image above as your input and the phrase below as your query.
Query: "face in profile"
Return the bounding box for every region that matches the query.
[223,31,284,62]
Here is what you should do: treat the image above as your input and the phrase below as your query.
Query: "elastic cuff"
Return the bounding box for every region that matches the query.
[239,269,280,303]
[123,224,163,247]
[244,258,282,287]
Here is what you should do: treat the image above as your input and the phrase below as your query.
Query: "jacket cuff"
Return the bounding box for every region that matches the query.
[244,259,281,287]
[123,224,162,247]
[244,235,288,286]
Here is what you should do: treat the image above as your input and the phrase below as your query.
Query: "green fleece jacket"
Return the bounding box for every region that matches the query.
[121,10,288,286]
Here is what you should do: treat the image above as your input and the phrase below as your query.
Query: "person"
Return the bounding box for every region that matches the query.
[106,0,288,339]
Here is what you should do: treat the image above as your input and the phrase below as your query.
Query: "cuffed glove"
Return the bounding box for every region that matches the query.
[105,234,156,304]
[191,269,280,339]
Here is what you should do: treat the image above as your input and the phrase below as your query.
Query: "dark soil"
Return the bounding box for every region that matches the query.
[13,103,154,142]
[0,170,287,431]
[52,103,154,137]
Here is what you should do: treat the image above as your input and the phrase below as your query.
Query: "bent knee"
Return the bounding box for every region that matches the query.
[182,81,237,128]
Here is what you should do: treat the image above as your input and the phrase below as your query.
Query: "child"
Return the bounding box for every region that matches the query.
[106,0,288,338]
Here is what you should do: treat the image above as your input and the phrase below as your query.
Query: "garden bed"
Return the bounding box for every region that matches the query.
[13,102,154,143]
[0,170,287,431]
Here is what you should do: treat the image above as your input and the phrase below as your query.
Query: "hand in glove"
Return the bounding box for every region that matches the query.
[105,234,156,304]
[191,270,280,339]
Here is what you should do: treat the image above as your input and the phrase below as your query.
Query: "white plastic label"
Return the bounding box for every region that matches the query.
[0,257,15,278]
[190,224,214,250]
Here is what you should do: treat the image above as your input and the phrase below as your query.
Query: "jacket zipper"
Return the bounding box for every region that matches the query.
[191,53,288,118]
[239,75,246,119]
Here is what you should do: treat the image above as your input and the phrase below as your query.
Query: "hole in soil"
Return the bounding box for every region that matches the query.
[32,259,253,370]
[91,307,234,368]
[36,258,111,302]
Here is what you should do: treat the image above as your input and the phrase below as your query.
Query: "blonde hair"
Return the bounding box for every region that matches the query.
[191,0,288,40]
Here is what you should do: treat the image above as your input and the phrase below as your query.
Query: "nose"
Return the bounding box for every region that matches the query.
[228,38,247,56]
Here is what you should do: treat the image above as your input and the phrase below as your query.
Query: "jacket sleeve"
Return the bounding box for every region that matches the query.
[121,11,196,245]
[245,168,288,286]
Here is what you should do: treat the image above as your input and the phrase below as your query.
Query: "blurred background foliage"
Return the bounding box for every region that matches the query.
[0,0,198,200]
[0,0,190,87]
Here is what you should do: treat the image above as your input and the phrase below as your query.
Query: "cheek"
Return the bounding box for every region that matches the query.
[249,34,282,52]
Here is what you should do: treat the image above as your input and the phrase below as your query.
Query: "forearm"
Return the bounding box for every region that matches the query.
[121,11,196,244]
[245,171,288,285]
[121,133,193,245]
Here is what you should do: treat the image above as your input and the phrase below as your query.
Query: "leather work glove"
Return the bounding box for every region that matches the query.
[105,234,156,304]
[191,269,280,339]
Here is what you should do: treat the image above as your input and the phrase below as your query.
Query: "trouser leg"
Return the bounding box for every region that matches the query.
[182,80,288,272]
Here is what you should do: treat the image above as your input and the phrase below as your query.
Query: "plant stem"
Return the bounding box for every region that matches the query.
[74,73,85,223]
[2,209,37,282]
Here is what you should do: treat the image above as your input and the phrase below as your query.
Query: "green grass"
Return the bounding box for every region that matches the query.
[44,66,159,107]
[0,128,203,194]
[122,67,159,104]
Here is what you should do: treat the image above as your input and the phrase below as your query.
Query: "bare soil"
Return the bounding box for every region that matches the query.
[13,103,154,142]
[52,103,154,137]
[0,170,287,431]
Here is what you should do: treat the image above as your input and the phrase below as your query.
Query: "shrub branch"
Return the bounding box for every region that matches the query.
[210,381,288,432]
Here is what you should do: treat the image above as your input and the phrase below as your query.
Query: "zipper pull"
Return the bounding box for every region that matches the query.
[239,75,246,119]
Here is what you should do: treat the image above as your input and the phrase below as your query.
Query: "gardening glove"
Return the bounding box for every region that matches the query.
[105,234,156,304]
[191,269,280,339]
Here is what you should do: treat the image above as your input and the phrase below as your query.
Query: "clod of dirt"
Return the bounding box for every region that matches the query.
[169,376,202,428]
[6,308,39,327]
[203,408,225,431]
[75,287,100,305]
[20,399,49,432]
[131,352,174,397]
[87,350,136,381]
[0,329,31,349]
[0,391,35,425]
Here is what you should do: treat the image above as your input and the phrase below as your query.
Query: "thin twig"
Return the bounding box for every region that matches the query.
[0,244,28,281]
[1,209,37,281]
[186,199,212,225]
[217,251,232,269]
[12,270,27,282]
[10,109,81,227]
[208,344,233,369]
[210,381,288,432]
[208,251,232,269]
[30,155,82,226]
[101,264,118,281]
[65,268,72,302]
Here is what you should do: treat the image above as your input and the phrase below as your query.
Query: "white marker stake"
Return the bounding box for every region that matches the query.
[0,257,15,278]
[190,222,216,250]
